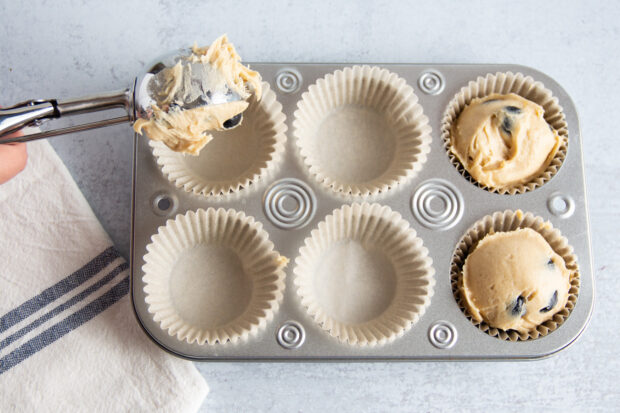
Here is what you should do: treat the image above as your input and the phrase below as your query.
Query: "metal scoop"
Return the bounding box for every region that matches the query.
[0,48,244,144]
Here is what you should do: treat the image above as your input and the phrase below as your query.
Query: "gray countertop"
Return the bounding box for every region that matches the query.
[2,0,619,411]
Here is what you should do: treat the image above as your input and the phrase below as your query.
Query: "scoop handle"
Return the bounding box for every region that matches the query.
[0,88,134,143]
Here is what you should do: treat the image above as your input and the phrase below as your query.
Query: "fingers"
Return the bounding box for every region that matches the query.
[0,142,28,184]
[0,103,29,184]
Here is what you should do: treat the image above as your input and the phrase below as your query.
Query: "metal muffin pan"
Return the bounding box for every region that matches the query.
[130,63,594,360]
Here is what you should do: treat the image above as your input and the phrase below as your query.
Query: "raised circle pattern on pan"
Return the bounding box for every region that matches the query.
[275,68,302,94]
[263,178,317,229]
[428,320,458,349]
[411,179,464,230]
[276,321,305,349]
[547,192,575,219]
[418,70,445,95]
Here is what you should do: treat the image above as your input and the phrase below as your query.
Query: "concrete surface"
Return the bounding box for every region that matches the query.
[2,1,618,411]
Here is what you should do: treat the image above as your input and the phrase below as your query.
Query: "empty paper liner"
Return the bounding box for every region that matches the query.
[441,72,568,194]
[294,202,435,346]
[450,209,580,341]
[293,65,432,197]
[150,82,287,197]
[142,208,287,345]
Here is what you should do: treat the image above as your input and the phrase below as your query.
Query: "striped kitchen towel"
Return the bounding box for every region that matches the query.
[0,141,208,412]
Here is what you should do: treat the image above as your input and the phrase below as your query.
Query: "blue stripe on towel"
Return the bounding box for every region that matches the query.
[0,262,129,351]
[0,247,120,334]
[0,275,130,375]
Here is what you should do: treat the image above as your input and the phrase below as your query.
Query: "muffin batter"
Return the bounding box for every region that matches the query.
[450,93,561,189]
[134,35,262,155]
[461,228,571,333]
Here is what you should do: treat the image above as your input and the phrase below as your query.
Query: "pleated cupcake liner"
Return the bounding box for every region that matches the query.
[151,82,287,197]
[142,208,287,345]
[450,209,580,341]
[293,65,432,197]
[294,202,435,346]
[441,72,568,194]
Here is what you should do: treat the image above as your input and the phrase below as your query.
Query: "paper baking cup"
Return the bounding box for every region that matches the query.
[142,208,287,345]
[293,66,432,197]
[294,203,435,346]
[150,82,286,197]
[441,72,568,194]
[450,210,580,341]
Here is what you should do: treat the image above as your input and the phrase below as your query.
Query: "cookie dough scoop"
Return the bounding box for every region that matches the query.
[0,35,261,156]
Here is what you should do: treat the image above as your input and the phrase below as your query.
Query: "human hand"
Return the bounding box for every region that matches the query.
[0,102,29,184]
[0,138,28,184]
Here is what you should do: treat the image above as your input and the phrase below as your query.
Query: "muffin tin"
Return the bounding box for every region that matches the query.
[129,63,594,360]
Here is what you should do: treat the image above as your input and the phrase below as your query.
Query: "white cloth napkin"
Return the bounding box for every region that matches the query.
[0,141,208,412]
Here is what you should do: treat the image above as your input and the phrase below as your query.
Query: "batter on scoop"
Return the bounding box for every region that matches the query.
[133,35,262,155]
[460,228,571,333]
[450,93,561,190]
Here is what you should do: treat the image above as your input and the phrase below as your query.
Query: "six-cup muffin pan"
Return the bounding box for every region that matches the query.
[129,63,594,360]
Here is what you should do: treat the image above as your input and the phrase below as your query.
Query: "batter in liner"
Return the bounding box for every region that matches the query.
[450,93,561,190]
[460,228,571,333]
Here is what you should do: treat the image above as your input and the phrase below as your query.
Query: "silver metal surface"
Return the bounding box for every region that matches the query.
[411,178,464,230]
[276,321,306,350]
[1,47,245,143]
[418,69,445,95]
[150,191,179,217]
[130,63,594,361]
[0,90,131,143]
[133,48,244,122]
[0,100,56,139]
[275,68,303,94]
[263,178,317,230]
[547,192,575,219]
[428,320,458,349]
